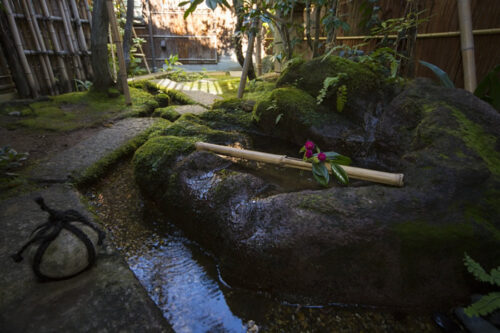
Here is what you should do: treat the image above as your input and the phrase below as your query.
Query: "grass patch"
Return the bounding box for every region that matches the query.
[4,88,158,132]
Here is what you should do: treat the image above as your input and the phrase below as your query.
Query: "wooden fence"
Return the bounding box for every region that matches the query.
[0,0,92,99]
[334,0,500,89]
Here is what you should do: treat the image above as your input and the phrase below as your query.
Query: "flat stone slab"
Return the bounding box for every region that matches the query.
[0,185,172,332]
[152,78,221,106]
[34,118,155,182]
[180,89,221,107]
[172,104,207,115]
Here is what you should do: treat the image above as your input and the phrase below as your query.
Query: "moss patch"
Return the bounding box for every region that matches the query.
[153,106,181,121]
[252,87,318,134]
[154,93,170,107]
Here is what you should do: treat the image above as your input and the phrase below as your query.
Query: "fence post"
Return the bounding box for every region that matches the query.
[457,0,477,92]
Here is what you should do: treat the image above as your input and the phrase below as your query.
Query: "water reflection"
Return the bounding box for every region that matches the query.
[127,235,245,333]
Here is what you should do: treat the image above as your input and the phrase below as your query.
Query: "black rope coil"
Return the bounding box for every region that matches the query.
[11,197,105,281]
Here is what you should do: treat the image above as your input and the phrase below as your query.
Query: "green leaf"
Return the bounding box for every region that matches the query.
[324,152,351,165]
[275,113,283,125]
[330,163,349,185]
[419,60,455,88]
[464,292,500,317]
[464,253,496,285]
[312,162,329,186]
[299,146,306,154]
[178,1,190,6]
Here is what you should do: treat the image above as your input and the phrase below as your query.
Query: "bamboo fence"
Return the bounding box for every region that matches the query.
[0,0,93,98]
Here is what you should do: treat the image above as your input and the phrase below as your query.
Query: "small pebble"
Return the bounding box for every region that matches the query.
[8,111,21,116]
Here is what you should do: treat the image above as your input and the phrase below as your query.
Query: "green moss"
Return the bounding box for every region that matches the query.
[211,98,243,111]
[450,107,500,177]
[277,56,381,101]
[154,93,170,107]
[252,87,318,133]
[199,108,254,131]
[153,106,181,121]
[133,135,197,193]
[163,89,196,105]
[154,113,245,145]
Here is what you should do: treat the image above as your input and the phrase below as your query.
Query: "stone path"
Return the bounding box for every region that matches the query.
[34,118,155,183]
[153,78,222,107]
[0,117,173,332]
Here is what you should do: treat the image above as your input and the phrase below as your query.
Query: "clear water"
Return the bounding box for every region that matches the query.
[84,160,438,333]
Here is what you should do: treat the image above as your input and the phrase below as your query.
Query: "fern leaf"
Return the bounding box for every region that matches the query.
[464,253,495,285]
[336,85,347,112]
[464,292,500,317]
[490,267,500,286]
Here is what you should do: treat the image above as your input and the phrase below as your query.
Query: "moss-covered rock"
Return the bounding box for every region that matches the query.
[277,56,381,101]
[154,93,170,107]
[153,106,181,122]
[252,87,319,143]
[164,89,196,105]
[133,135,197,195]
[211,98,254,112]
[199,108,256,133]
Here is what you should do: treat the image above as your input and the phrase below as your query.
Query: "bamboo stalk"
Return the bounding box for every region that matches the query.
[40,0,71,92]
[83,0,92,29]
[145,0,157,72]
[69,0,93,77]
[25,0,58,95]
[3,0,38,97]
[61,0,88,77]
[264,28,500,41]
[106,0,132,105]
[133,26,151,74]
[457,0,477,92]
[195,142,404,187]
[58,0,84,80]
[109,27,117,80]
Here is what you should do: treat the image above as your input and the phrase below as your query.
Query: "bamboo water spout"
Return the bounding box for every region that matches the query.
[195,142,404,187]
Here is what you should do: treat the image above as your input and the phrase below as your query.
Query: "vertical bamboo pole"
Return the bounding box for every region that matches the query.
[21,0,54,95]
[84,0,93,29]
[25,0,58,94]
[106,0,132,105]
[40,0,71,92]
[457,0,477,92]
[133,27,151,74]
[3,0,38,97]
[69,0,93,77]
[109,27,118,80]
[145,0,156,72]
[61,0,89,77]
[58,0,84,80]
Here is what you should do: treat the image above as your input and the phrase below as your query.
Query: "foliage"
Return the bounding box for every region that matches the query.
[163,54,182,72]
[129,37,148,76]
[299,141,350,186]
[419,60,455,88]
[316,73,347,109]
[369,9,428,47]
[336,85,347,112]
[463,253,500,317]
[74,79,93,91]
[474,65,500,111]
[0,146,28,177]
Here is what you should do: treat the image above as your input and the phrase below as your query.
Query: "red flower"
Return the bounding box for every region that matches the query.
[318,152,326,161]
[304,141,315,150]
[305,149,313,158]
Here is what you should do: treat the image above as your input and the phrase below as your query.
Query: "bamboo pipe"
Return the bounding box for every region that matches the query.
[195,142,404,187]
[24,0,58,95]
[40,0,72,92]
[3,0,38,97]
[457,0,477,92]
[106,0,132,105]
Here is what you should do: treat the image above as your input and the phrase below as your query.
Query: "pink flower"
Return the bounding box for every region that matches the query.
[305,149,313,158]
[318,152,326,161]
[304,141,315,150]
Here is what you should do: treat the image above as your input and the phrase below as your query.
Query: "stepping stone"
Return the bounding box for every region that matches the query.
[179,90,221,107]
[34,118,155,183]
[172,105,207,115]
[0,185,171,332]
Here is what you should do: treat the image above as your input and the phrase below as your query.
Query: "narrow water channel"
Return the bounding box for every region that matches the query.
[83,160,439,332]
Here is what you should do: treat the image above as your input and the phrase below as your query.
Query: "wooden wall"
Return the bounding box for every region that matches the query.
[0,0,93,98]
[136,0,235,69]
[335,0,500,88]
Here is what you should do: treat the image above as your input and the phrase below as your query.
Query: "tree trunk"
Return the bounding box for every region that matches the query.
[91,0,114,91]
[237,19,258,98]
[233,0,256,80]
[312,5,322,57]
[123,0,134,71]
